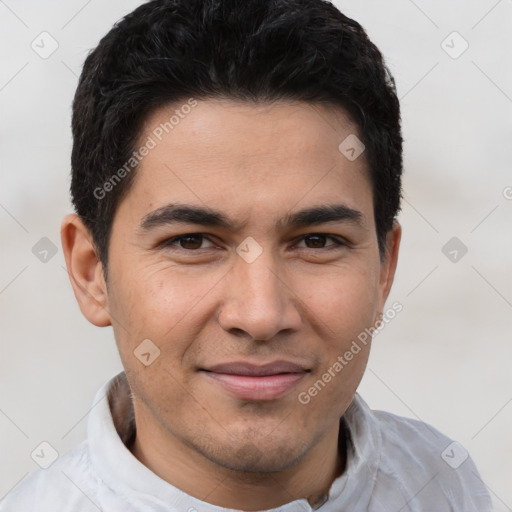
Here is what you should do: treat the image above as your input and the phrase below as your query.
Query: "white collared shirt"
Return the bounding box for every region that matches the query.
[0,372,493,511]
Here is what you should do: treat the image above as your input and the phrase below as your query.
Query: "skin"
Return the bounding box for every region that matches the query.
[61,98,401,510]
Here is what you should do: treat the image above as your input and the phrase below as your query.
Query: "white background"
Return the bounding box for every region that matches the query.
[1,0,511,509]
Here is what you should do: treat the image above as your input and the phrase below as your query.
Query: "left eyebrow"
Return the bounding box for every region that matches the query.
[279,204,364,230]
[138,202,365,233]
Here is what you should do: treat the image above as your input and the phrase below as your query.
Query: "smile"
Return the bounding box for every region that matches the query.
[201,372,307,401]
[200,360,310,401]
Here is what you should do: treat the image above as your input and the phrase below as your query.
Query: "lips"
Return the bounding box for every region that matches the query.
[200,360,309,401]
[204,361,308,376]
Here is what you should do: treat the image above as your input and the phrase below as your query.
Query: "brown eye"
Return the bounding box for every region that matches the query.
[304,235,327,248]
[296,234,345,249]
[178,235,204,249]
[161,234,214,250]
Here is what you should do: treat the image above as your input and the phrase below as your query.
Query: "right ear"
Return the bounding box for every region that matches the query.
[61,214,112,327]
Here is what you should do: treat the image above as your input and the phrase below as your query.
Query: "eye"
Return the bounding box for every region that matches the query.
[161,233,215,250]
[295,234,347,249]
[159,232,347,253]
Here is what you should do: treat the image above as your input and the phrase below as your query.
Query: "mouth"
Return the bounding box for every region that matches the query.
[199,361,310,401]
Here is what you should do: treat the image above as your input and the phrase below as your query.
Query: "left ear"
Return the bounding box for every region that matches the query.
[376,221,401,313]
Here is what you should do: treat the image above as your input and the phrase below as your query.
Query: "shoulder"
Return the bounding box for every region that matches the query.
[374,407,473,473]
[373,406,493,511]
[0,441,100,512]
[348,395,493,512]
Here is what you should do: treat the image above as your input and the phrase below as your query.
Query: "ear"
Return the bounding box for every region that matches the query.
[376,221,401,314]
[61,214,111,327]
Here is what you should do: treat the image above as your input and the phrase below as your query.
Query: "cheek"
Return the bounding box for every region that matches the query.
[107,262,227,370]
[107,267,211,410]
[292,262,378,404]
[296,261,380,337]
[295,269,376,419]
[111,263,206,331]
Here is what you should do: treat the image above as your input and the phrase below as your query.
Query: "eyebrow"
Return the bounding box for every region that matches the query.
[139,203,364,233]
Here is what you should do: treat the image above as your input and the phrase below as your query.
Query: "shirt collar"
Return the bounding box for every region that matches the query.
[88,371,381,511]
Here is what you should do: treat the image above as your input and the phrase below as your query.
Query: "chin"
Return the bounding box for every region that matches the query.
[201,436,308,475]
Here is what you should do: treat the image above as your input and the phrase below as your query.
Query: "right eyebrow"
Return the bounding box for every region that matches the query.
[139,204,233,232]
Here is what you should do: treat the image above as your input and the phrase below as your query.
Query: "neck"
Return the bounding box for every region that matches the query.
[130,410,346,510]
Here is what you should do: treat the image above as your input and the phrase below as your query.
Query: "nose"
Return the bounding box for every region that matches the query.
[217,249,302,341]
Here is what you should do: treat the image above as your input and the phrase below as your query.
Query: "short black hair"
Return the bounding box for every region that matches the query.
[71,0,402,276]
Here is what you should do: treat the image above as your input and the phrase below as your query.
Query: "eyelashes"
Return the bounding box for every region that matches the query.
[160,233,348,252]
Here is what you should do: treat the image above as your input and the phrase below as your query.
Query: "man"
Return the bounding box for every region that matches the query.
[0,0,493,510]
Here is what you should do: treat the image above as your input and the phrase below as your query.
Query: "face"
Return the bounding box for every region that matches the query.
[94,99,398,474]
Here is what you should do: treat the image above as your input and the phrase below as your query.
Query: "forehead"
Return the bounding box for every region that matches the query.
[119,98,373,228]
